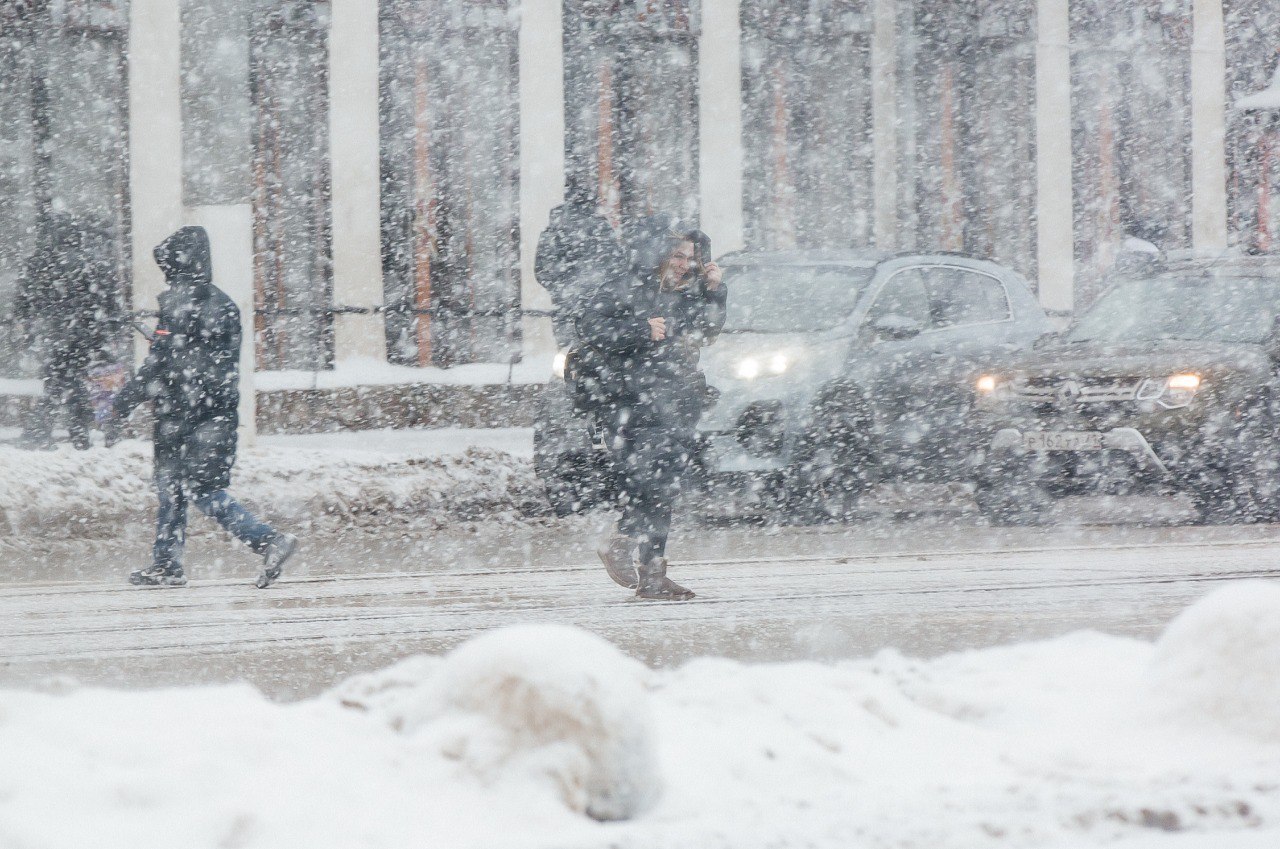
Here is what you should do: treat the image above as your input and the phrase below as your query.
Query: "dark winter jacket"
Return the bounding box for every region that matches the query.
[115,227,241,493]
[14,215,125,367]
[576,221,727,432]
[535,198,631,347]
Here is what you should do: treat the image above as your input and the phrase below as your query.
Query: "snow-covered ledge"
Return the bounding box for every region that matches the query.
[1237,66,1280,112]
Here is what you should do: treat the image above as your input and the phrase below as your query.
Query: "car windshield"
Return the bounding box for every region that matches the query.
[1066,274,1280,344]
[722,265,873,333]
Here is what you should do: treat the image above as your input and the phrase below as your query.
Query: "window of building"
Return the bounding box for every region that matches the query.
[380,0,520,367]
[562,0,701,231]
[741,0,872,252]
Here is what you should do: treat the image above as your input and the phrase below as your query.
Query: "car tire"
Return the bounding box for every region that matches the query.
[1188,410,1280,525]
[536,450,615,517]
[791,397,878,523]
[1189,463,1280,525]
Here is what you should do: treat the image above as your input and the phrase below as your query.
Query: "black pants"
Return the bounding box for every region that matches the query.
[609,423,696,566]
[28,354,93,448]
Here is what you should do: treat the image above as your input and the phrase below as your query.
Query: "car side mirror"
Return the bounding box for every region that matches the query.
[1033,330,1060,350]
[870,314,923,342]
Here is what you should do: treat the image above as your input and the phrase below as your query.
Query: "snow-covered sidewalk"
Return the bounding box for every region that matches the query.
[0,428,537,535]
[2,583,1278,849]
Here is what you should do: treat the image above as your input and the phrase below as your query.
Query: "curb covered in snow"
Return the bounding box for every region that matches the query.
[0,440,545,536]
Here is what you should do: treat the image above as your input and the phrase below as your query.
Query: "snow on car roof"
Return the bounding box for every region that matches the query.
[719,248,890,267]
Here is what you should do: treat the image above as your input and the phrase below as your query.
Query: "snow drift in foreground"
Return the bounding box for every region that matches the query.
[0,439,542,535]
[3,585,1280,849]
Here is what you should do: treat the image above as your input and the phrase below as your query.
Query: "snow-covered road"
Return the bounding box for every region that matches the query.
[5,523,1279,698]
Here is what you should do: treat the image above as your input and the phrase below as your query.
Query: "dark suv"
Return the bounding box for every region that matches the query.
[971,254,1280,523]
[535,249,1050,517]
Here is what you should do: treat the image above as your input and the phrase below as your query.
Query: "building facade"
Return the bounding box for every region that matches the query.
[0,0,1275,378]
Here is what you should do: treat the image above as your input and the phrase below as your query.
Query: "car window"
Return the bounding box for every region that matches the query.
[867,268,931,328]
[721,265,874,333]
[1067,275,1280,344]
[924,267,1011,328]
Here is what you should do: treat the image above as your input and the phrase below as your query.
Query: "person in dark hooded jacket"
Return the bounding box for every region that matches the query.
[13,215,126,449]
[112,226,297,588]
[534,178,631,348]
[578,215,726,600]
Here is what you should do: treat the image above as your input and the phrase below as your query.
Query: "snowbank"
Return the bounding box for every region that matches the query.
[0,437,543,536]
[1148,580,1280,743]
[3,598,1280,848]
[333,624,659,821]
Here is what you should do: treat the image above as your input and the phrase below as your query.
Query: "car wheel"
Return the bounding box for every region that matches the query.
[1188,412,1280,525]
[537,450,615,517]
[1189,460,1280,525]
[792,399,878,523]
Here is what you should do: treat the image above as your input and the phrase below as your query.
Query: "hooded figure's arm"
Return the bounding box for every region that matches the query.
[113,301,176,418]
[576,276,654,355]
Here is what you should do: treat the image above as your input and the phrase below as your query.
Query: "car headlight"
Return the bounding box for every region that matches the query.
[552,350,568,379]
[735,352,793,381]
[974,374,1012,403]
[1136,373,1201,409]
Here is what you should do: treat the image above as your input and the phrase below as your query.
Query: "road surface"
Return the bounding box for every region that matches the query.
[4,511,1280,699]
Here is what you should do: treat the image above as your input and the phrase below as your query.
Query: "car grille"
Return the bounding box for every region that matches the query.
[1013,377,1141,404]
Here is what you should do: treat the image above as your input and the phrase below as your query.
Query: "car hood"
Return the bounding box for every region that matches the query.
[698,332,849,431]
[1006,338,1271,381]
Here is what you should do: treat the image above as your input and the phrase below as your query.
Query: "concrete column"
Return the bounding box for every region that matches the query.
[699,0,745,256]
[519,0,565,362]
[1191,0,1228,252]
[1035,0,1074,315]
[128,0,184,360]
[329,0,387,363]
[187,205,257,446]
[871,0,897,250]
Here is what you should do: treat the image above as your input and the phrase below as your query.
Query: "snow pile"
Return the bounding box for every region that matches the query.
[333,625,659,821]
[1148,580,1280,743]
[3,601,1280,848]
[0,439,543,535]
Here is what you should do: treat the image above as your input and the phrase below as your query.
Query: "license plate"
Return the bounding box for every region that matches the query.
[1023,431,1103,451]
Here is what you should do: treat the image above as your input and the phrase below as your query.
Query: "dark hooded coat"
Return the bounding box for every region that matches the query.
[115,226,242,495]
[534,196,631,347]
[14,214,125,367]
[575,216,727,433]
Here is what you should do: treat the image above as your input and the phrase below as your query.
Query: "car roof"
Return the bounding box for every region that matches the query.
[718,248,1018,269]
[719,248,892,268]
[1150,252,1280,277]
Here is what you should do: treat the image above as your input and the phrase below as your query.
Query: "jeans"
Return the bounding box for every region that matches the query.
[153,474,276,571]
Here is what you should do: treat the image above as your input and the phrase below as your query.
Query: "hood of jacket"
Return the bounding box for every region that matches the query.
[153,226,212,290]
[626,213,687,280]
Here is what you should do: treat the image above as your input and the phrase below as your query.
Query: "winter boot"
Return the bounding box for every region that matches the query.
[129,564,188,587]
[635,557,694,601]
[256,532,298,589]
[597,531,639,589]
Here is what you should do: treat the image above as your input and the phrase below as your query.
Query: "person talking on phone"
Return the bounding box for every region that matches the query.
[576,214,726,600]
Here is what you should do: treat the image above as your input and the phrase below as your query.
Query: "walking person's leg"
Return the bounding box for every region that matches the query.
[192,489,297,589]
[63,361,94,450]
[19,354,61,448]
[597,423,643,589]
[631,428,694,600]
[131,469,189,586]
